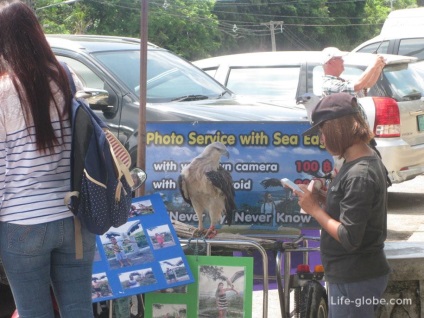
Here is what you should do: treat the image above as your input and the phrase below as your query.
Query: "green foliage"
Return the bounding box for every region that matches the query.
[148,0,221,60]
[35,0,419,59]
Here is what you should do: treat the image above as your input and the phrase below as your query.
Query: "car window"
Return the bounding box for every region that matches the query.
[398,38,424,61]
[94,49,226,102]
[312,66,324,95]
[410,61,424,78]
[226,67,300,99]
[56,56,105,89]
[356,41,389,54]
[382,64,424,101]
[312,66,364,96]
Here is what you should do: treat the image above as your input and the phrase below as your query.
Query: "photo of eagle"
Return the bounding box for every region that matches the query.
[178,142,236,238]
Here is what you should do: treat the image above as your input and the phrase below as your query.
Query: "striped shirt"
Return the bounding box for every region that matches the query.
[322,75,368,120]
[0,72,79,224]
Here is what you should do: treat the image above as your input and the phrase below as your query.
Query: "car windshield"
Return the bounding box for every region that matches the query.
[93,49,227,102]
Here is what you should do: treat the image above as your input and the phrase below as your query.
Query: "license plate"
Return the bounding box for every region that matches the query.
[418,114,424,132]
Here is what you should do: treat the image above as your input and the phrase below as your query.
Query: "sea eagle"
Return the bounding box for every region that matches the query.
[178,142,236,238]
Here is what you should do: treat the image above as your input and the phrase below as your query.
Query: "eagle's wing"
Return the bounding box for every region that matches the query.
[206,167,236,225]
[229,270,244,283]
[260,178,282,189]
[162,261,174,267]
[178,174,192,205]
[127,221,141,235]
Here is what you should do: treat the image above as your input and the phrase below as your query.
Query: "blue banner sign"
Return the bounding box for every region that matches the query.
[145,122,332,231]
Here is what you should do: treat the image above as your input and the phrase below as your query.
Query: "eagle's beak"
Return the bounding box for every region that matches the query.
[224,150,230,159]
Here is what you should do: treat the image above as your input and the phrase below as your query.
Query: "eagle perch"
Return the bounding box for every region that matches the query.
[178,142,236,238]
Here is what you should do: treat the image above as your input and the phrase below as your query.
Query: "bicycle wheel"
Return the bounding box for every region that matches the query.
[300,281,328,318]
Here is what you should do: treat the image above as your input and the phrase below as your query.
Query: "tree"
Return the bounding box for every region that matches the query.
[36,0,88,34]
[356,0,417,49]
[35,0,420,59]
[147,0,221,60]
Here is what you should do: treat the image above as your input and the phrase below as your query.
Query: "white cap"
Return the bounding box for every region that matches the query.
[321,47,346,64]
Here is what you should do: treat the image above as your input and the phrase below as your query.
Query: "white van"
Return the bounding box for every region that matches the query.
[352,7,424,61]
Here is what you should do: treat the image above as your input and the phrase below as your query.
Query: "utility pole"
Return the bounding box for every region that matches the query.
[137,0,149,197]
[261,21,284,51]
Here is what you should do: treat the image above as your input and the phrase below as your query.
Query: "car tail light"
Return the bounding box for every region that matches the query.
[372,97,400,138]
[296,264,310,273]
[314,265,324,273]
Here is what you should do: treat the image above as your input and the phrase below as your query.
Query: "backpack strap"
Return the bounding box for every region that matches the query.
[104,130,134,196]
[61,61,84,260]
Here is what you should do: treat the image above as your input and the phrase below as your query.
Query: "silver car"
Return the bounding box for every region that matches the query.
[194,51,424,183]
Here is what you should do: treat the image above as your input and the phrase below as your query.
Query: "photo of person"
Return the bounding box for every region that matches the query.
[166,268,177,283]
[216,281,239,318]
[198,265,245,317]
[260,190,294,227]
[108,235,133,268]
[152,303,186,318]
[159,257,190,284]
[101,220,154,270]
[147,224,176,250]
[119,268,158,290]
[91,273,113,299]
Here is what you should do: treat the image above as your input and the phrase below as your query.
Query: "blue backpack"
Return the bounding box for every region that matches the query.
[62,63,134,256]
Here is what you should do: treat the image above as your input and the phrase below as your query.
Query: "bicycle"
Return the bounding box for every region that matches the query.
[275,234,328,318]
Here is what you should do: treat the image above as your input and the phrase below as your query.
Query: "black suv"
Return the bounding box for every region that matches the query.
[46,35,307,166]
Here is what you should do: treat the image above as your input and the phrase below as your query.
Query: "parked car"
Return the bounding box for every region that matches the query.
[351,33,424,61]
[351,8,424,61]
[193,51,424,184]
[46,35,307,167]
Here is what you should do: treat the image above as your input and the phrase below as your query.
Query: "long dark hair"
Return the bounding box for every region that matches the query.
[0,1,72,153]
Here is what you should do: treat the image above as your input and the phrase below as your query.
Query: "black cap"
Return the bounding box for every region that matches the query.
[302,93,359,136]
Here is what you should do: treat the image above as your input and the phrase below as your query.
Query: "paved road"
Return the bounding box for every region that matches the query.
[253,175,424,318]
[387,175,424,241]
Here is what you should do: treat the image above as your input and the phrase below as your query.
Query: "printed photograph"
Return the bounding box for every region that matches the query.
[100,219,154,270]
[198,265,246,318]
[147,224,176,250]
[129,198,155,217]
[156,285,188,294]
[91,273,113,300]
[159,257,190,284]
[119,268,158,290]
[152,303,187,318]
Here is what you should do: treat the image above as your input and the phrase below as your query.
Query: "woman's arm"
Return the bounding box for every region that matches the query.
[296,185,341,242]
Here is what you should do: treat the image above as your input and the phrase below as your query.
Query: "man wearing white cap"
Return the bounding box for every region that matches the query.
[321,47,386,97]
[320,47,391,184]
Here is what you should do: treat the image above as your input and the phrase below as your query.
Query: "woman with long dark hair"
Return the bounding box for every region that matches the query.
[0,1,95,317]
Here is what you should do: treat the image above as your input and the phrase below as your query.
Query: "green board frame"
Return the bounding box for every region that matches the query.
[144,255,254,318]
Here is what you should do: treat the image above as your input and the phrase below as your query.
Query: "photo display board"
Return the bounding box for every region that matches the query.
[91,193,194,303]
[144,255,254,318]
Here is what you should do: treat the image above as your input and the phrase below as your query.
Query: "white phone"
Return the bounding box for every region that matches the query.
[280,178,304,193]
